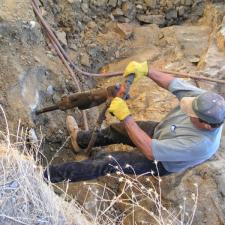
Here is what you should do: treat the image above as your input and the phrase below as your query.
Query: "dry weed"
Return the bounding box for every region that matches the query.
[0,105,198,225]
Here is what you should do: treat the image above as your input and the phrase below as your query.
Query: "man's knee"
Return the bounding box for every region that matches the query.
[44,165,65,183]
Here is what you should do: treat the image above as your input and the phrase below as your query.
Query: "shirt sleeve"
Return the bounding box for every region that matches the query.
[168,78,206,101]
[151,138,209,162]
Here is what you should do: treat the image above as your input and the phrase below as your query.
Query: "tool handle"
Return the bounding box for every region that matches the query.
[123,73,135,100]
[85,99,111,156]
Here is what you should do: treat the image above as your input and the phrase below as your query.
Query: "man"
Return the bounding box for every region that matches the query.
[44,61,225,183]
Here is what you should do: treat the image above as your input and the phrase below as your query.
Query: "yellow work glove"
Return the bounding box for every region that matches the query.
[123,61,148,82]
[108,97,131,121]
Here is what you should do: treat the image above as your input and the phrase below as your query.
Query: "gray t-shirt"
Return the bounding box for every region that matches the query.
[151,78,223,172]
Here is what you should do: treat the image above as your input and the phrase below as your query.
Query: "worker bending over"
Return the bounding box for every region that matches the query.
[44,61,225,183]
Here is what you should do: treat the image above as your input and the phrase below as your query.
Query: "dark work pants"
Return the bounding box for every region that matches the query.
[44,121,171,183]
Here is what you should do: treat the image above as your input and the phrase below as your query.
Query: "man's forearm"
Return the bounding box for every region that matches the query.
[123,116,154,160]
[148,68,175,90]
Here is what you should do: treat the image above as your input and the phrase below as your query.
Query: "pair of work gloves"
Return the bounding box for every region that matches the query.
[108,61,148,121]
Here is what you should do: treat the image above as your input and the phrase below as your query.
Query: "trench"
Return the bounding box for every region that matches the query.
[7,0,225,223]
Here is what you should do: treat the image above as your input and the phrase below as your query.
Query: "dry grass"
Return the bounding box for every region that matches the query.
[0,106,91,225]
[79,156,198,225]
[0,142,92,225]
[0,105,198,225]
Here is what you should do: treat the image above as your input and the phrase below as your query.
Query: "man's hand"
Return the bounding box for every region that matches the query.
[108,97,131,121]
[123,61,148,82]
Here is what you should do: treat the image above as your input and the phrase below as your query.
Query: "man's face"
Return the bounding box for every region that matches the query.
[190,117,212,130]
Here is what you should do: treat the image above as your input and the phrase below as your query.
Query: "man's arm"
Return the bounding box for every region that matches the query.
[122,69,174,159]
[123,116,154,160]
[148,68,175,90]
[109,97,155,160]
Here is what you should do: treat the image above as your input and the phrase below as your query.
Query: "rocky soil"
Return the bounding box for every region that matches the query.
[0,0,225,224]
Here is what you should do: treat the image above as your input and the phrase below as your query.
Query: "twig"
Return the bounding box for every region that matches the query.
[0,214,28,225]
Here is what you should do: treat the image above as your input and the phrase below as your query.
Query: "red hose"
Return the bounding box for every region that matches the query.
[32,0,123,78]
[32,0,89,130]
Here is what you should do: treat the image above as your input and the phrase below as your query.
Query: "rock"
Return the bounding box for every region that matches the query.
[161,164,225,225]
[55,30,67,46]
[216,26,225,52]
[47,85,54,95]
[87,21,97,29]
[197,10,225,77]
[136,4,143,10]
[160,0,167,7]
[189,56,200,64]
[69,43,77,51]
[216,174,225,197]
[165,9,178,19]
[3,181,19,190]
[166,1,174,10]
[144,0,157,8]
[67,0,81,5]
[81,3,89,13]
[174,25,210,59]
[55,181,113,216]
[185,0,193,6]
[115,50,120,58]
[80,53,90,66]
[115,23,133,39]
[108,0,117,8]
[112,8,124,16]
[67,0,75,3]
[77,21,84,31]
[121,2,136,19]
[174,0,181,6]
[177,6,186,16]
[90,0,107,8]
[34,56,40,63]
[29,21,36,29]
[137,14,165,25]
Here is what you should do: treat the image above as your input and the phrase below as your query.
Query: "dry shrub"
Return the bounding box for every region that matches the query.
[0,106,198,225]
[0,142,91,225]
[79,155,198,225]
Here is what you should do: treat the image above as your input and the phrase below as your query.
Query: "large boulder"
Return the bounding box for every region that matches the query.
[137,14,166,25]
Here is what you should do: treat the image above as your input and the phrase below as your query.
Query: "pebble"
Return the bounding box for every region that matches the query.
[58,129,63,134]
[55,31,67,46]
[47,85,54,95]
[112,8,124,16]
[136,4,143,9]
[80,53,90,66]
[116,23,133,39]
[81,3,89,13]
[34,56,40,63]
[29,21,36,29]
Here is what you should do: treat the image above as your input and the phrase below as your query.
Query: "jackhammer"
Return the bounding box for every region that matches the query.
[85,73,135,155]
[35,74,135,155]
[35,86,116,115]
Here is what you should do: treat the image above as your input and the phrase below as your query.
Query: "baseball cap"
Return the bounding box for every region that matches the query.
[180,92,225,124]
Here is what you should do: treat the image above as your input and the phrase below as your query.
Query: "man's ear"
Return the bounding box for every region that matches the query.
[203,123,213,131]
